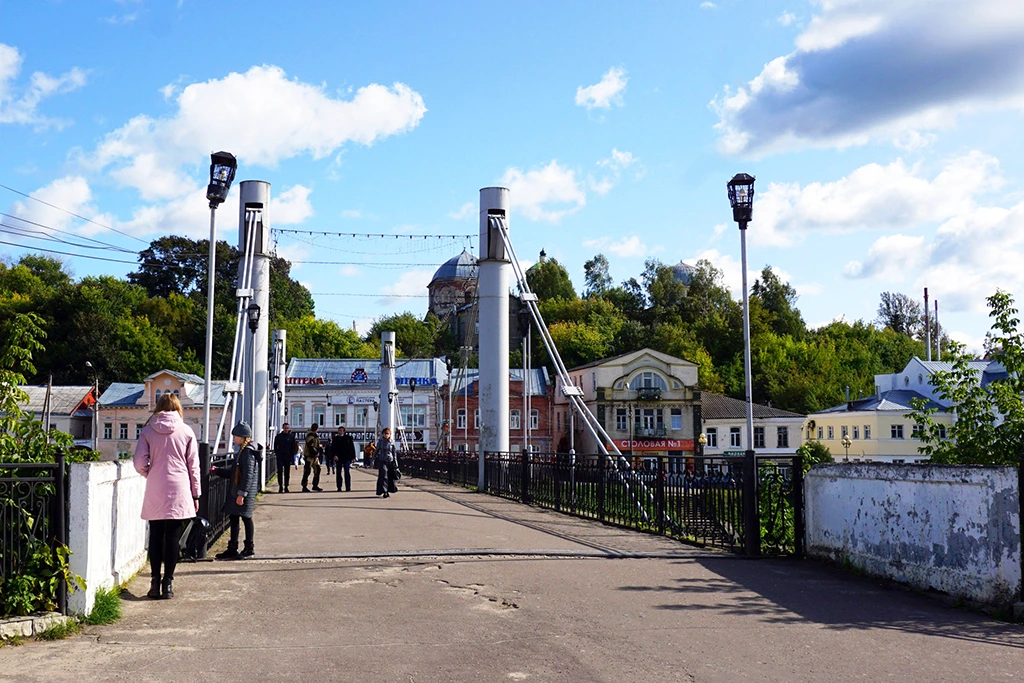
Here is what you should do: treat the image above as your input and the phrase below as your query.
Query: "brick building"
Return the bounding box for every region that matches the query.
[441,368,554,453]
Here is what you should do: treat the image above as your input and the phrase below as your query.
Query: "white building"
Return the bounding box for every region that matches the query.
[285,358,449,452]
[698,392,805,457]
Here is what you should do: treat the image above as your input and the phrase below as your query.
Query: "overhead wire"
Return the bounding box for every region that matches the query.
[0,182,149,245]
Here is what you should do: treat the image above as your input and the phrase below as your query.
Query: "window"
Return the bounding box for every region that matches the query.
[119,423,128,440]
[355,407,368,428]
[632,371,668,390]
[510,410,521,430]
[817,426,823,440]
[911,424,924,439]
[827,426,834,440]
[852,426,859,439]
[777,426,789,448]
[313,406,325,426]
[670,408,682,431]
[457,409,467,429]
[103,423,112,440]
[292,407,304,428]
[892,459,905,464]
[616,408,627,431]
[891,424,904,439]
[864,425,871,440]
[155,390,161,401]
[334,410,346,427]
[135,424,143,440]
[556,411,561,430]
[705,428,718,448]
[729,427,741,448]
[841,425,849,438]
[938,424,947,440]
[754,426,765,449]
[530,410,539,430]
[474,409,480,428]
[458,444,467,452]
[641,409,656,431]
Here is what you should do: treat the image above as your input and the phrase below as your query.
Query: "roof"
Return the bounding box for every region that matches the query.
[17,385,93,416]
[287,358,448,386]
[99,381,228,407]
[916,359,1008,386]
[700,393,804,420]
[147,370,206,384]
[815,389,943,414]
[448,368,551,396]
[672,261,696,286]
[568,348,697,372]
[430,249,478,283]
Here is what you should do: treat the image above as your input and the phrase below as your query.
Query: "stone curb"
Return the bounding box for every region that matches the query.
[0,612,71,640]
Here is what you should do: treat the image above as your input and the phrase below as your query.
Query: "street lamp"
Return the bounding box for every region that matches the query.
[202,151,236,458]
[246,301,261,334]
[246,302,261,426]
[85,360,99,453]
[841,434,852,461]
[698,432,706,457]
[727,172,757,556]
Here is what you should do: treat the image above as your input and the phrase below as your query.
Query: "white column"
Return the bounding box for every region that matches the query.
[272,329,286,437]
[478,187,510,486]
[380,331,397,437]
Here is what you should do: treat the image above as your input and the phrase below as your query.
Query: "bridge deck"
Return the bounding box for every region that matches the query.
[2,467,1023,682]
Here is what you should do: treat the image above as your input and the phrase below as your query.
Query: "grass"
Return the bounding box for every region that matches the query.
[37,619,82,640]
[83,585,122,625]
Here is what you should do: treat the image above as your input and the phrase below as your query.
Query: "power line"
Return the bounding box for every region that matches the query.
[0,212,139,253]
[272,228,474,239]
[290,260,446,266]
[0,182,149,245]
[0,238,139,265]
[0,222,137,254]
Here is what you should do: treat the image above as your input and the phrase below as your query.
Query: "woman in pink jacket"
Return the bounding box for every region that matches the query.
[133,393,201,599]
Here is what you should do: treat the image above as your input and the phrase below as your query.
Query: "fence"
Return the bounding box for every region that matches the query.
[0,456,68,615]
[402,451,804,557]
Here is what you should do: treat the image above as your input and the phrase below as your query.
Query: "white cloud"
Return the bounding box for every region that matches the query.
[447,202,474,220]
[843,234,928,279]
[339,265,361,277]
[379,268,434,302]
[9,176,114,236]
[751,152,1003,247]
[598,149,637,171]
[590,149,642,196]
[712,1,1024,155]
[777,11,797,27]
[271,185,313,225]
[700,2,716,9]
[575,67,628,110]
[340,209,367,219]
[274,242,310,269]
[692,248,752,299]
[584,235,661,258]
[0,43,87,129]
[500,160,586,222]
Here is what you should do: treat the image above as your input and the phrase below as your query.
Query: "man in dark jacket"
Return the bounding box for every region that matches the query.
[302,423,323,492]
[273,423,298,493]
[331,426,358,492]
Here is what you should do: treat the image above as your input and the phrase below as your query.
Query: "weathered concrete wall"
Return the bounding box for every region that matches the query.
[67,461,148,615]
[805,463,1020,607]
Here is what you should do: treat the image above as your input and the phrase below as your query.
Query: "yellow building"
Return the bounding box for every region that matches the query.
[806,390,953,463]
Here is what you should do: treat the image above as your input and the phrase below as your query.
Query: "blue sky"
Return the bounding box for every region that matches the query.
[3,0,1024,351]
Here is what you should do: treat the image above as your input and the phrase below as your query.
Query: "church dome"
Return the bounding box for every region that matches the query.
[431,249,478,284]
[672,260,696,286]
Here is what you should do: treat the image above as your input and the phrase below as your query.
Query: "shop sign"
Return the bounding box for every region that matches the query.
[350,368,368,383]
[286,377,325,385]
[396,377,438,386]
[614,439,694,452]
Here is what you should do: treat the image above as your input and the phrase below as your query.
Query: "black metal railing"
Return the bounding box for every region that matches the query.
[0,455,68,614]
[401,450,804,557]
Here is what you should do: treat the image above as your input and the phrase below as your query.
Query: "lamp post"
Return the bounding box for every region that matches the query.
[698,432,706,457]
[728,172,758,557]
[85,361,99,453]
[841,434,852,461]
[202,151,237,455]
[246,302,261,429]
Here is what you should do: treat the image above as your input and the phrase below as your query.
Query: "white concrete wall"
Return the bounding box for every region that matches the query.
[67,461,148,616]
[806,463,1020,606]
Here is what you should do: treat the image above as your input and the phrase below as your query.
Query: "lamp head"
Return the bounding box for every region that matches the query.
[727,173,756,224]
[698,432,707,446]
[246,302,261,333]
[206,151,237,208]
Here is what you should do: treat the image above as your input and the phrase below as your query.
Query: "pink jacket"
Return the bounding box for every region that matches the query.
[133,411,201,521]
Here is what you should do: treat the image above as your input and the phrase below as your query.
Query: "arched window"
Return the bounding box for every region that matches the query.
[631,371,667,391]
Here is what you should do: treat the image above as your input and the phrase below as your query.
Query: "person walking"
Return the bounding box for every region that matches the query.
[331,426,357,492]
[374,427,397,498]
[132,393,201,600]
[324,431,335,476]
[212,422,260,560]
[273,423,298,493]
[302,423,324,492]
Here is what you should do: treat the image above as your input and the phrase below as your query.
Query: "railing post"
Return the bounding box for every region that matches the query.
[199,442,211,523]
[793,455,805,559]
[54,453,67,615]
[656,456,666,535]
[597,459,606,522]
[521,449,530,504]
[743,449,760,557]
[447,451,453,485]
[554,454,562,512]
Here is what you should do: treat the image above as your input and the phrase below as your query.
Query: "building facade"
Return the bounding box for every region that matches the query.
[698,392,805,457]
[440,368,554,453]
[97,370,228,460]
[17,385,98,448]
[285,358,448,453]
[554,349,701,457]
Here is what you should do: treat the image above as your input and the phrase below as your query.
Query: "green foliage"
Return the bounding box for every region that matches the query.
[0,542,84,618]
[796,441,834,471]
[37,617,82,640]
[283,315,378,360]
[83,585,122,625]
[583,253,612,297]
[365,312,454,358]
[908,291,1024,465]
[526,258,577,301]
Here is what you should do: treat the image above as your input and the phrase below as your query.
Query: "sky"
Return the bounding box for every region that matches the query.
[3,0,1024,353]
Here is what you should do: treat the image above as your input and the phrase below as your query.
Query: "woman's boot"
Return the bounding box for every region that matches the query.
[240,540,255,559]
[161,577,174,599]
[147,573,161,599]
[215,540,239,560]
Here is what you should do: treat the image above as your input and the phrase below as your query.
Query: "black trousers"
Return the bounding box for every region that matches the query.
[336,460,352,491]
[276,460,290,490]
[229,515,254,545]
[149,519,184,580]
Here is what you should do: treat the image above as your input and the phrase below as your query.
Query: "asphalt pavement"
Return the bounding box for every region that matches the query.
[2,464,1023,682]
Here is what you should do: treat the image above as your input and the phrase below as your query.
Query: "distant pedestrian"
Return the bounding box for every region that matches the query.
[302,423,324,492]
[325,431,335,475]
[212,422,260,560]
[374,427,397,498]
[363,441,375,468]
[331,426,357,492]
[133,393,201,600]
[273,423,298,493]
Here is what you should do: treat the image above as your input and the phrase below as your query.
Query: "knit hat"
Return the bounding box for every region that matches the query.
[231,421,252,438]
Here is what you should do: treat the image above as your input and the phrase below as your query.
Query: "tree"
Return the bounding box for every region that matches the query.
[641,259,687,326]
[909,291,1024,465]
[751,267,806,339]
[583,253,612,298]
[365,312,453,358]
[796,440,833,470]
[876,291,921,337]
[283,316,377,360]
[525,258,577,301]
[603,278,645,319]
